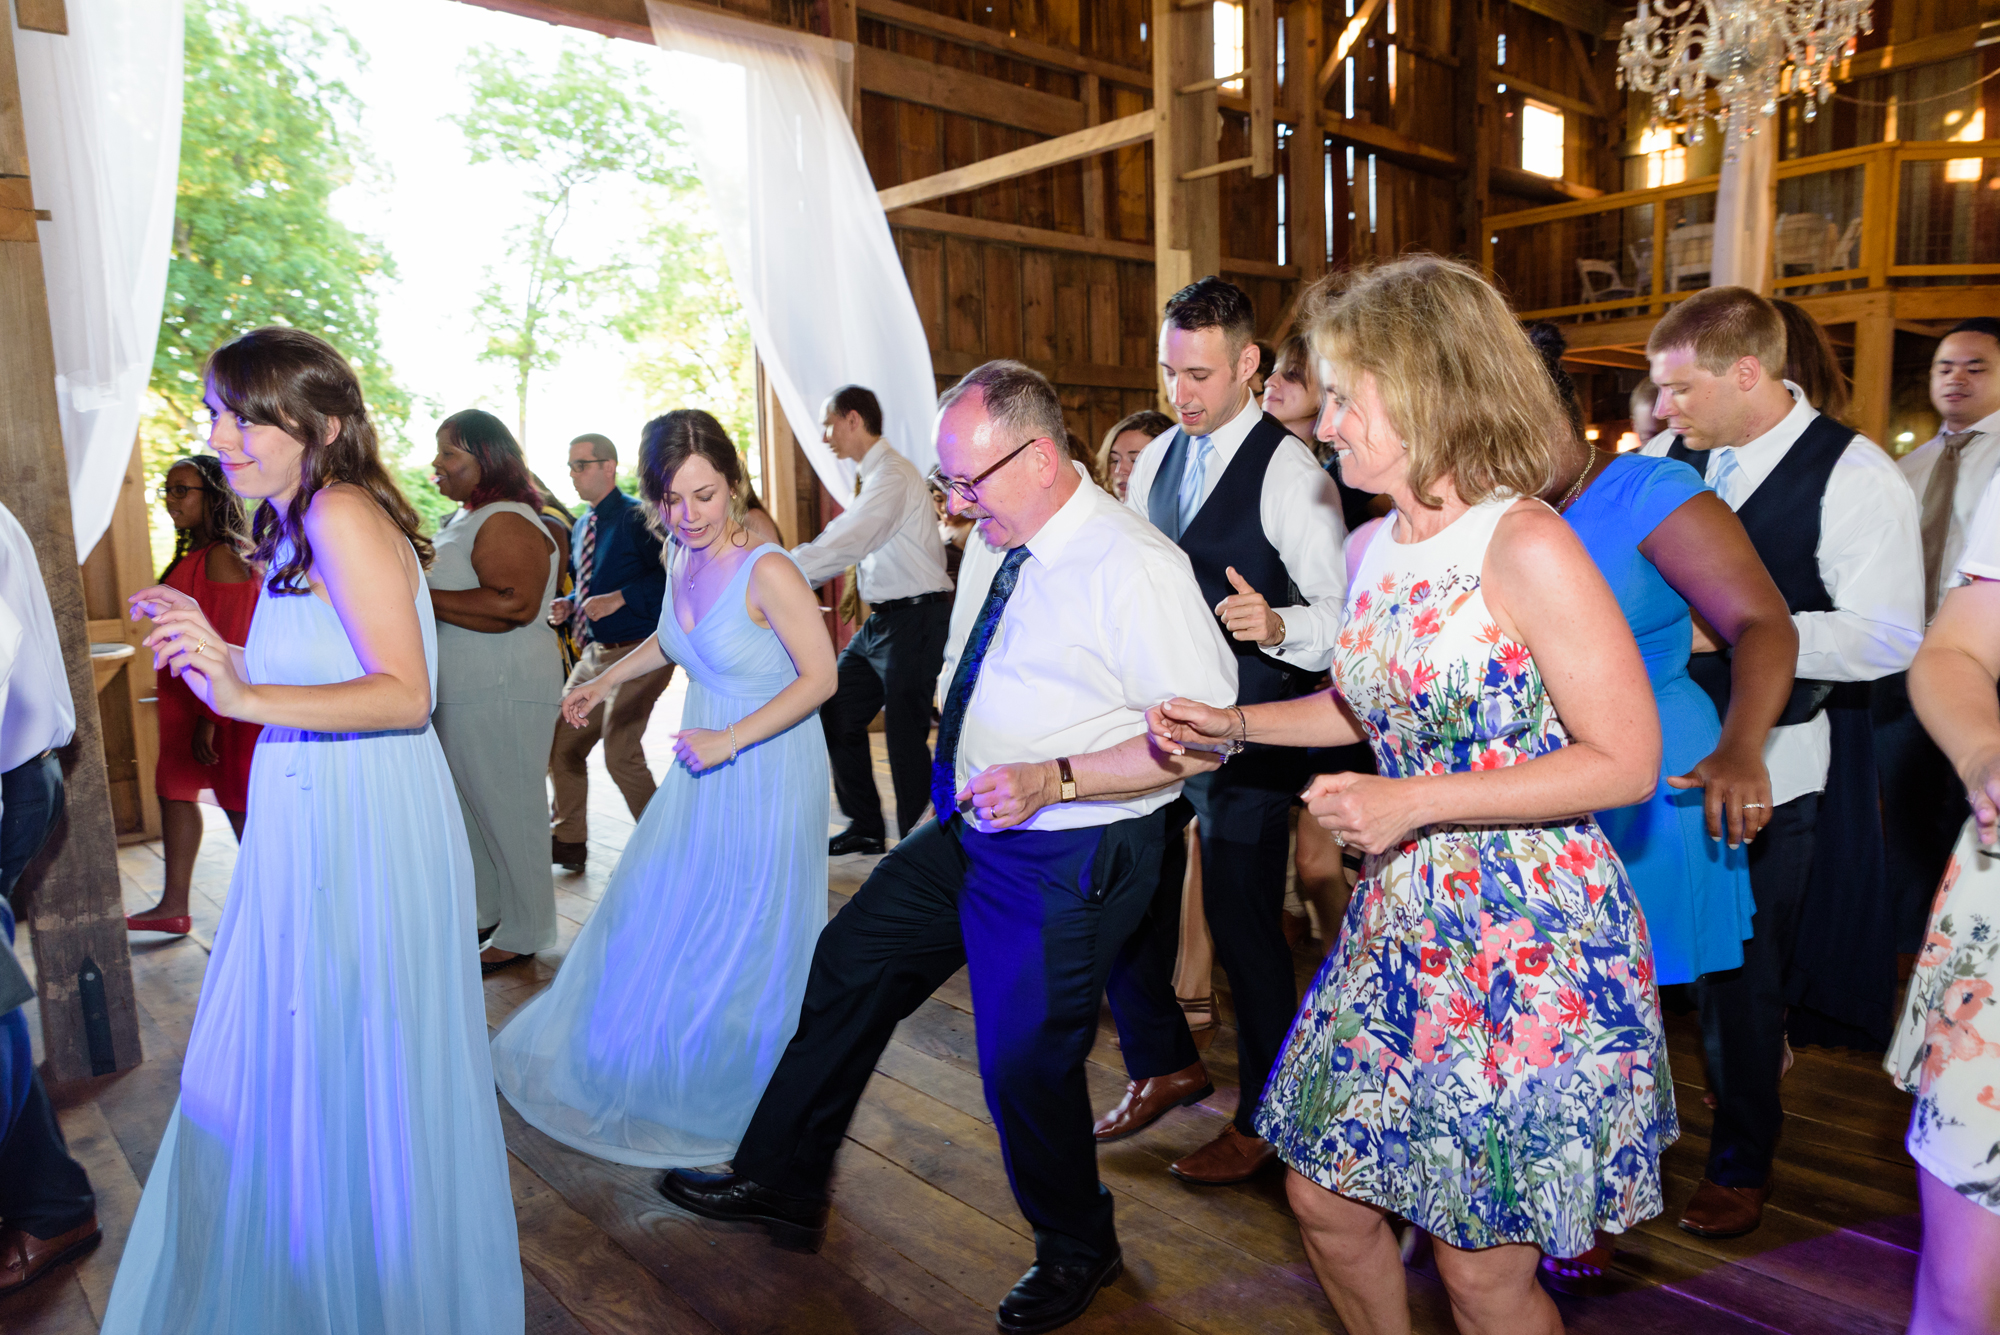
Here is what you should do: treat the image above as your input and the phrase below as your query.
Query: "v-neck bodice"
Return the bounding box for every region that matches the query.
[656,544,804,706]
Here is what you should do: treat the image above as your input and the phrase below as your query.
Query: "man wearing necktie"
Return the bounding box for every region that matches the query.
[1646,287,1923,1240]
[1101,278,1349,1186]
[661,360,1237,1334]
[1877,317,2000,954]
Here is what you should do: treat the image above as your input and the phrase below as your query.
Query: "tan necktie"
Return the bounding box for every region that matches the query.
[838,467,869,627]
[1920,431,1978,618]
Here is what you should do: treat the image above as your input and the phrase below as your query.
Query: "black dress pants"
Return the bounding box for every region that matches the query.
[1106,754,1302,1134]
[735,809,1168,1264]
[1696,792,1819,1188]
[1873,671,1971,952]
[822,600,951,840]
[0,753,96,1239]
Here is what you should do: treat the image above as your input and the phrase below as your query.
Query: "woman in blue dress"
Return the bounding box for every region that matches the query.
[109,327,523,1333]
[1530,323,1800,1281]
[490,410,837,1168]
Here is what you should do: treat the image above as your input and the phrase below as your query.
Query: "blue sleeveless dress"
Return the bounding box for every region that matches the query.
[1563,452,1756,984]
[490,544,830,1167]
[104,540,523,1334]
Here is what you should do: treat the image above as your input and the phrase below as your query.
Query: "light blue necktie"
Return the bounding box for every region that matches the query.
[1708,448,1745,509]
[1176,435,1214,536]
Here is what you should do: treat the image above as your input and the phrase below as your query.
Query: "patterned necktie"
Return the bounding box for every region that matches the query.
[930,545,1032,824]
[1920,431,1977,619]
[1176,435,1214,539]
[1707,447,1745,509]
[839,465,867,627]
[572,510,599,644]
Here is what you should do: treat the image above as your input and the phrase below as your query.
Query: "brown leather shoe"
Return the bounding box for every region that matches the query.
[1093,1061,1213,1142]
[0,1217,101,1295]
[1678,1178,1770,1238]
[1169,1123,1277,1184]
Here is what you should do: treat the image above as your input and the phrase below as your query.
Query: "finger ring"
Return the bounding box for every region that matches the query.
[1742,802,1766,810]
[194,637,208,655]
[1334,832,1347,847]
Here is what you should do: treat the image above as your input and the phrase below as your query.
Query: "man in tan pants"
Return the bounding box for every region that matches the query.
[547,433,673,870]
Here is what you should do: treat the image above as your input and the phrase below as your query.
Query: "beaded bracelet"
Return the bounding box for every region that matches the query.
[728,722,739,762]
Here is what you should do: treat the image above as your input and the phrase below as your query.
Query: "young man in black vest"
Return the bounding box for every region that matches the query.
[1097,277,1349,1184]
[1643,286,1923,1238]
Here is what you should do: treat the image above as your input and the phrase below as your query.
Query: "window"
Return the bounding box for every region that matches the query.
[1946,107,1987,183]
[1214,2,1244,94]
[1520,100,1564,179]
[1639,125,1686,188]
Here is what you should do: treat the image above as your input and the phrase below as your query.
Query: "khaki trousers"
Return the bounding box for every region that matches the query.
[549,640,674,843]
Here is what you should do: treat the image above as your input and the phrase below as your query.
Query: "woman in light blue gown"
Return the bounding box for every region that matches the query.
[108,327,522,1334]
[491,409,837,1168]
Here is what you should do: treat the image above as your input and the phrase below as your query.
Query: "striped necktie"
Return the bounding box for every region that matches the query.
[572,510,598,643]
[1920,431,1978,618]
[930,545,1031,823]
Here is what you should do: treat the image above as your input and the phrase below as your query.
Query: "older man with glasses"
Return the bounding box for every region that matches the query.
[661,360,1238,1334]
[546,432,672,872]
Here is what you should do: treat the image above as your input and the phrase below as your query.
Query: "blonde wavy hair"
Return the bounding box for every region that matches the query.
[1304,256,1566,509]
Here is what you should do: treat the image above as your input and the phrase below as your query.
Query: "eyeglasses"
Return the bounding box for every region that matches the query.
[566,458,615,472]
[155,484,213,501]
[926,438,1042,504]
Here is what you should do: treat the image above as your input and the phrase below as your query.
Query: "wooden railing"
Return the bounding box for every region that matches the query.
[1482,139,2000,322]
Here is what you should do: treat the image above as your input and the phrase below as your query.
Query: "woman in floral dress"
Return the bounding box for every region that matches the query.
[1887,470,2000,1334]
[1151,257,1675,1334]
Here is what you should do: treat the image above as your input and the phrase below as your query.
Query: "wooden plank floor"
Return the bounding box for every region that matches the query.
[4,677,1920,1332]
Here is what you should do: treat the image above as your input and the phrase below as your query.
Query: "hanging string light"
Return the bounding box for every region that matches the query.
[1616,0,1874,152]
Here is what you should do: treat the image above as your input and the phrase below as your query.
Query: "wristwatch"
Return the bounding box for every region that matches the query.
[1056,756,1078,803]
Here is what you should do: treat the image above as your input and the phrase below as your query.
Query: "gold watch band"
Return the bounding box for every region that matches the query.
[1056,755,1078,803]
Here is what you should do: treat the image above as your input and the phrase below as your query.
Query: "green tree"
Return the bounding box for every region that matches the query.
[450,43,695,451]
[613,205,756,456]
[147,0,450,539]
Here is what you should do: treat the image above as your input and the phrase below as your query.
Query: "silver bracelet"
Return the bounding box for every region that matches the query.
[728,722,739,762]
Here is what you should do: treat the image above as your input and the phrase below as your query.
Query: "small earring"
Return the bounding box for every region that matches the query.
[1398,439,1408,451]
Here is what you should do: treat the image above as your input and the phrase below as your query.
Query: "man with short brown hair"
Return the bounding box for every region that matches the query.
[1642,285,1922,1239]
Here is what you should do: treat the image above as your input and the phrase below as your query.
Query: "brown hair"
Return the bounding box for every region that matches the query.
[207,326,433,595]
[1647,285,1788,378]
[636,409,750,545]
[1305,255,1565,508]
[1095,409,1174,482]
[1772,299,1850,422]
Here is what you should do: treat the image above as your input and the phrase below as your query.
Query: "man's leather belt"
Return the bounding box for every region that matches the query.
[870,591,951,612]
[595,638,646,651]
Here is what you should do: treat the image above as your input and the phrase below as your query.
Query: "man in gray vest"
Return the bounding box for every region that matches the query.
[1097,277,1348,1184]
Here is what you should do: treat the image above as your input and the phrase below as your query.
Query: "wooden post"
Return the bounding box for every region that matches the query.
[1249,0,1275,178]
[77,435,165,843]
[755,357,804,547]
[1081,73,1105,240]
[1452,0,1492,263]
[1288,0,1326,285]
[1850,298,1895,449]
[1153,0,1220,324]
[827,0,859,132]
[0,11,142,1081]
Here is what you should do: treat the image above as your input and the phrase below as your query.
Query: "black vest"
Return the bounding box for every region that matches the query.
[1667,410,1853,726]
[1148,412,1314,707]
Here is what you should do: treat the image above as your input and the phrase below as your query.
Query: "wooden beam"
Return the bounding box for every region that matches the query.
[1320,111,1463,176]
[931,348,1156,390]
[755,358,804,546]
[874,112,1154,212]
[1288,0,1328,285]
[1488,69,1599,119]
[1457,0,1495,259]
[857,45,1086,139]
[450,0,655,45]
[1507,0,1615,40]
[0,11,142,1081]
[1249,0,1276,178]
[1561,25,1605,116]
[1836,22,1992,82]
[1491,163,1601,200]
[1182,155,1255,181]
[1080,73,1104,239]
[1851,303,1895,447]
[1155,0,1219,320]
[14,0,68,35]
[886,204,1293,278]
[1317,0,1388,101]
[857,0,1153,89]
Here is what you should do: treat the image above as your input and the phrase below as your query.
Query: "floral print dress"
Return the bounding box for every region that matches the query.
[1255,494,1678,1256]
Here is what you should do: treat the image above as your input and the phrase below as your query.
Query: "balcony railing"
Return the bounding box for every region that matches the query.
[1482,139,2000,322]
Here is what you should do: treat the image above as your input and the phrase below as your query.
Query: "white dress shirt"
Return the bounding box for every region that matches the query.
[1897,406,2000,615]
[791,440,952,603]
[1643,383,1924,805]
[1953,466,2000,584]
[0,595,20,823]
[1121,394,1349,672]
[937,478,1238,834]
[0,502,76,773]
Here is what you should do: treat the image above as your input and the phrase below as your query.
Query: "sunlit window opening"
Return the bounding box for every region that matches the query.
[1945,107,1986,183]
[1521,100,1564,178]
[1214,2,1245,94]
[1640,124,1686,187]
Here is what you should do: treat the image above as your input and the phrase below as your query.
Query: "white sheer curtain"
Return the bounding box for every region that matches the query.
[644,0,937,497]
[14,0,184,560]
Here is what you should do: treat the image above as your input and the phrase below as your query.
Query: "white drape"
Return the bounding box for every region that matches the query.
[14,0,184,561]
[1711,122,1776,291]
[644,0,937,495]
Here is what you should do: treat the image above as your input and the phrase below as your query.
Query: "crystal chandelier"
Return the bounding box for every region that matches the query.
[1616,0,1873,150]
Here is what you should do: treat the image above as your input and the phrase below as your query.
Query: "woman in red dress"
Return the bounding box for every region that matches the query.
[126,456,260,936]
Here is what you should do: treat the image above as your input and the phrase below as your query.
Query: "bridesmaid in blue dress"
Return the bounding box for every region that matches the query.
[490,410,836,1168]
[109,328,523,1333]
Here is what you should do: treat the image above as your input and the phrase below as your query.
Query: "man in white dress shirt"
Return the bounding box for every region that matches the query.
[664,361,1237,1334]
[1878,317,2000,950]
[1643,288,1923,1239]
[793,386,955,856]
[1099,277,1348,1186]
[0,501,100,1294]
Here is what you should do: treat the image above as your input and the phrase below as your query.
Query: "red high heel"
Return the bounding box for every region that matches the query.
[126,914,191,936]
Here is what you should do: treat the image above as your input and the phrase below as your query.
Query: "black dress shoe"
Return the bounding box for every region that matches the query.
[995,1251,1122,1333]
[658,1169,829,1253]
[551,837,587,871]
[828,828,886,856]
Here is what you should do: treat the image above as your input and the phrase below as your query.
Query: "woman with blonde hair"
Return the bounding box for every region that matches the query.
[1150,256,1675,1333]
